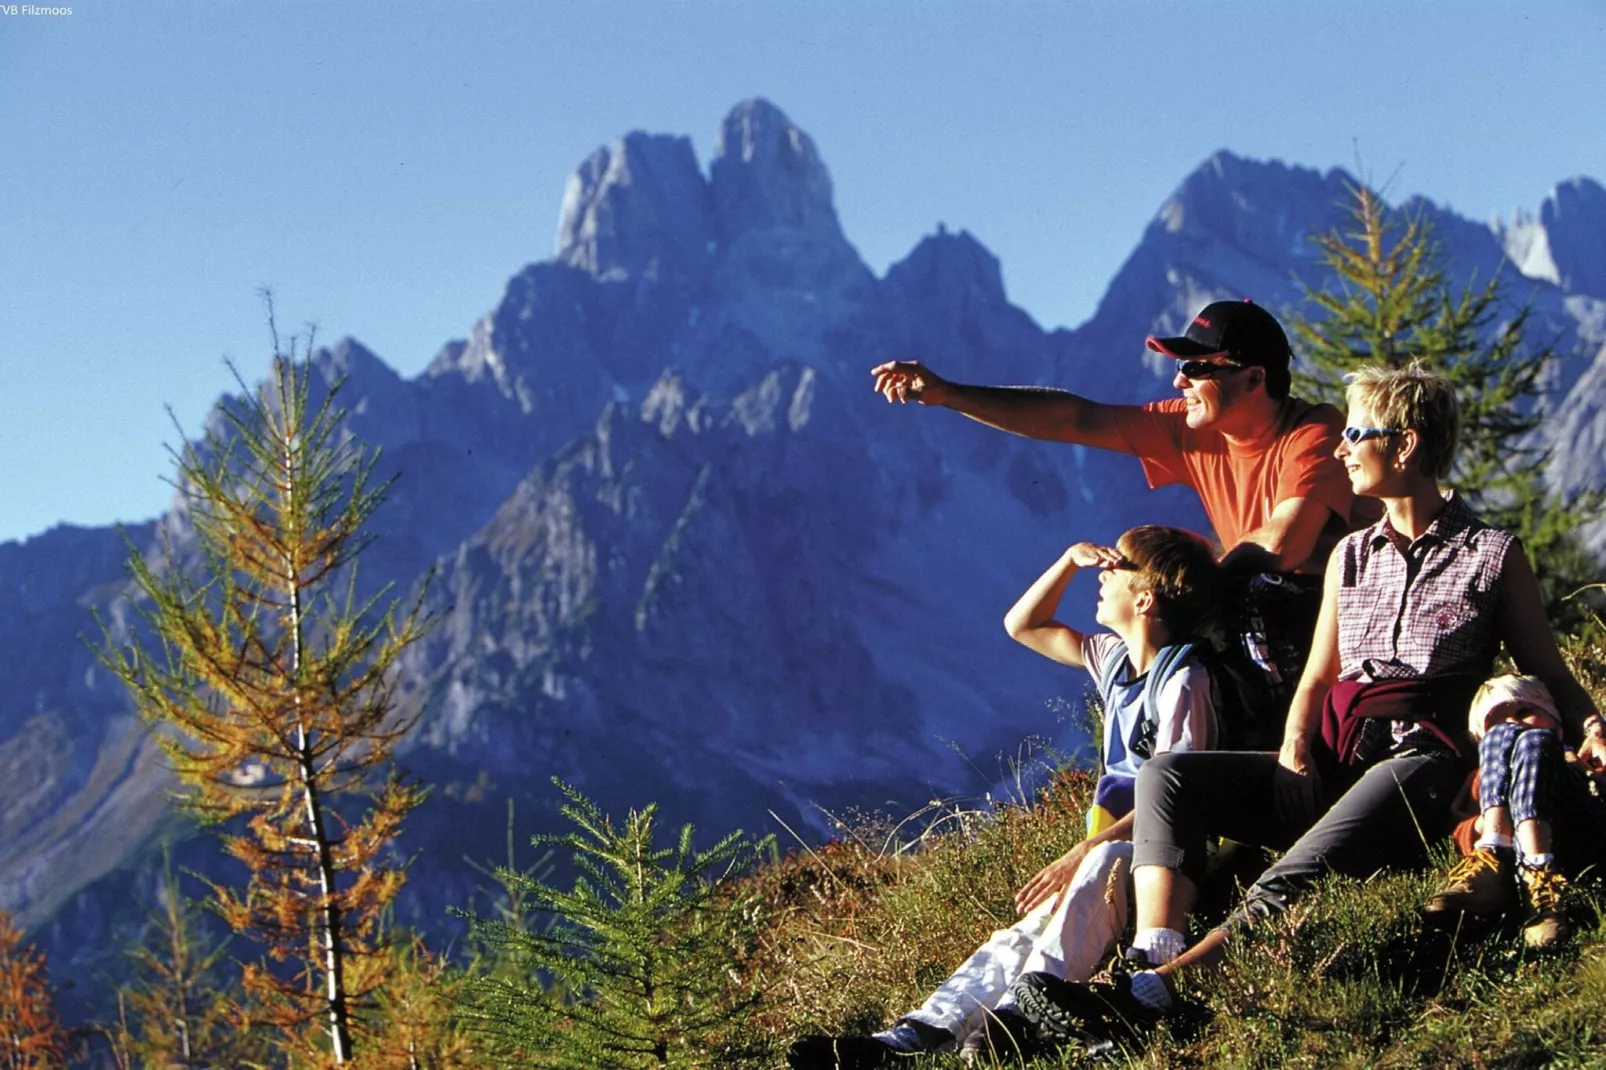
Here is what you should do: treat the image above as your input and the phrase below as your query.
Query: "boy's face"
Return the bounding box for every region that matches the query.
[1094,552,1147,629]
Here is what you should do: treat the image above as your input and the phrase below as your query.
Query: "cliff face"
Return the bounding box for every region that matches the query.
[5,99,1605,999]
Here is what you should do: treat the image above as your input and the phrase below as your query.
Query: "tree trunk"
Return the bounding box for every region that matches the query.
[285,430,353,1064]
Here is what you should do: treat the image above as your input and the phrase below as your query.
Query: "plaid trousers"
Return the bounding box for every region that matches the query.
[1478,721,1564,828]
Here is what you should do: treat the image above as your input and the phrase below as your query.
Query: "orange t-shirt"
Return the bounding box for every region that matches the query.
[1108,397,1357,561]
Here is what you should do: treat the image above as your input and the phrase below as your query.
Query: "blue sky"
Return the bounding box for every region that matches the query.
[3,1,1604,544]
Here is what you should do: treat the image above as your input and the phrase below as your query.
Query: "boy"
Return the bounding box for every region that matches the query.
[1427,674,1606,947]
[788,525,1221,1068]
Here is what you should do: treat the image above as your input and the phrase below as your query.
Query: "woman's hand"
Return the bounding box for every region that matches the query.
[1278,733,1311,776]
[1015,840,1090,915]
[1275,733,1318,824]
[1578,727,1606,774]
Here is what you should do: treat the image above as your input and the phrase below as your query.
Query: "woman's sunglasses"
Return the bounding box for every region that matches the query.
[1175,359,1246,380]
[1340,426,1404,445]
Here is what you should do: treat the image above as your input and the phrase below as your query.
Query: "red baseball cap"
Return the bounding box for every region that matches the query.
[1145,299,1292,372]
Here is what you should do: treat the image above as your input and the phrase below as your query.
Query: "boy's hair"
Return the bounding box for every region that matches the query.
[1117,525,1220,638]
[1468,674,1560,742]
[1343,361,1461,480]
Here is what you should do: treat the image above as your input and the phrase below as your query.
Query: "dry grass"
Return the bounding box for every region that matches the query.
[720,759,1606,1069]
[728,769,1094,1063]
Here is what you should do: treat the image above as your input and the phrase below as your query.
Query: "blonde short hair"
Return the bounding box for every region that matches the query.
[1343,361,1461,480]
[1467,674,1560,742]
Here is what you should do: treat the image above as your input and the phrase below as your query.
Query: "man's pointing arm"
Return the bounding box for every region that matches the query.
[870,359,1132,451]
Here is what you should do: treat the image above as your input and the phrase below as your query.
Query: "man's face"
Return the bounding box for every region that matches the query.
[1172,354,1256,430]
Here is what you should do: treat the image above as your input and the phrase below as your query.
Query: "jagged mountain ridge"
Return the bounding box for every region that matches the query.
[6,99,1606,1003]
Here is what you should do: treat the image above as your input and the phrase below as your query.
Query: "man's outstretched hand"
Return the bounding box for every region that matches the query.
[872,360,952,406]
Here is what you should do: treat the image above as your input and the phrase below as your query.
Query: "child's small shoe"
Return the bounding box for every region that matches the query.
[1518,861,1573,949]
[1424,846,1516,915]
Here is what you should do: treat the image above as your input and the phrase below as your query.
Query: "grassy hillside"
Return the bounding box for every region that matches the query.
[732,764,1606,1068]
[41,628,1606,1065]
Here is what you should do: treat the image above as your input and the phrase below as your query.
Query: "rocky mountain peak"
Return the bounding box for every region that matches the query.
[883,226,1007,309]
[310,336,387,382]
[1541,176,1606,298]
[554,131,715,282]
[306,337,419,451]
[710,98,842,243]
[1156,151,1348,270]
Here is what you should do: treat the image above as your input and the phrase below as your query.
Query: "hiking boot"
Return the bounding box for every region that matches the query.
[1008,969,1166,1047]
[786,1019,953,1068]
[1423,846,1516,916]
[959,1006,1036,1066]
[785,1035,897,1069]
[1519,861,1573,949]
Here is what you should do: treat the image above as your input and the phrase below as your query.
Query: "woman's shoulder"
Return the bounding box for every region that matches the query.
[1443,494,1520,552]
[1333,524,1379,560]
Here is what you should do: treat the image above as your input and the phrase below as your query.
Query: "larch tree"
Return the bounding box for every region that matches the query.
[0,910,73,1069]
[112,853,267,1068]
[101,307,430,1063]
[1291,183,1602,622]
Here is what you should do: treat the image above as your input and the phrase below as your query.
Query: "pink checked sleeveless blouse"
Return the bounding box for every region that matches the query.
[1334,493,1517,683]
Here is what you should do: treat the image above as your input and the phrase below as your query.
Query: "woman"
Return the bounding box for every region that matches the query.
[1008,362,1606,1042]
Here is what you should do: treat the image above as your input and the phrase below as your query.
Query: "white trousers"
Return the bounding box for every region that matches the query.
[902,840,1132,1043]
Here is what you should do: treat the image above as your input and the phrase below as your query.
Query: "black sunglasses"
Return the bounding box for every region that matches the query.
[1340,426,1404,445]
[1175,358,1247,380]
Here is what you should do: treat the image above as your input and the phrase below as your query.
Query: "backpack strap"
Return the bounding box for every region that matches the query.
[1097,638,1132,697]
[1135,641,1198,759]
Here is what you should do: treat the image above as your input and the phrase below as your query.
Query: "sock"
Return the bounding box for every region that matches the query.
[1475,833,1514,851]
[1520,851,1555,869]
[1131,926,1187,966]
[1128,970,1176,1012]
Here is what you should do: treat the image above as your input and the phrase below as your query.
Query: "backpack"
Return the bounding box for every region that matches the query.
[1217,569,1325,751]
[1096,637,1282,756]
[1098,639,1215,759]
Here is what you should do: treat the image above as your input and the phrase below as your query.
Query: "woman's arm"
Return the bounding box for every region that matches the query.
[1495,542,1606,768]
[1278,562,1343,774]
[1003,542,1122,669]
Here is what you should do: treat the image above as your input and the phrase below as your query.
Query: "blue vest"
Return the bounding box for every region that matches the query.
[1086,640,1205,834]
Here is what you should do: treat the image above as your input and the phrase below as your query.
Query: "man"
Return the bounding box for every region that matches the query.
[872,299,1355,576]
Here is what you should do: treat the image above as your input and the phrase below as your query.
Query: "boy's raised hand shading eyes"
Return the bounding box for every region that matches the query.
[1065,542,1125,570]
